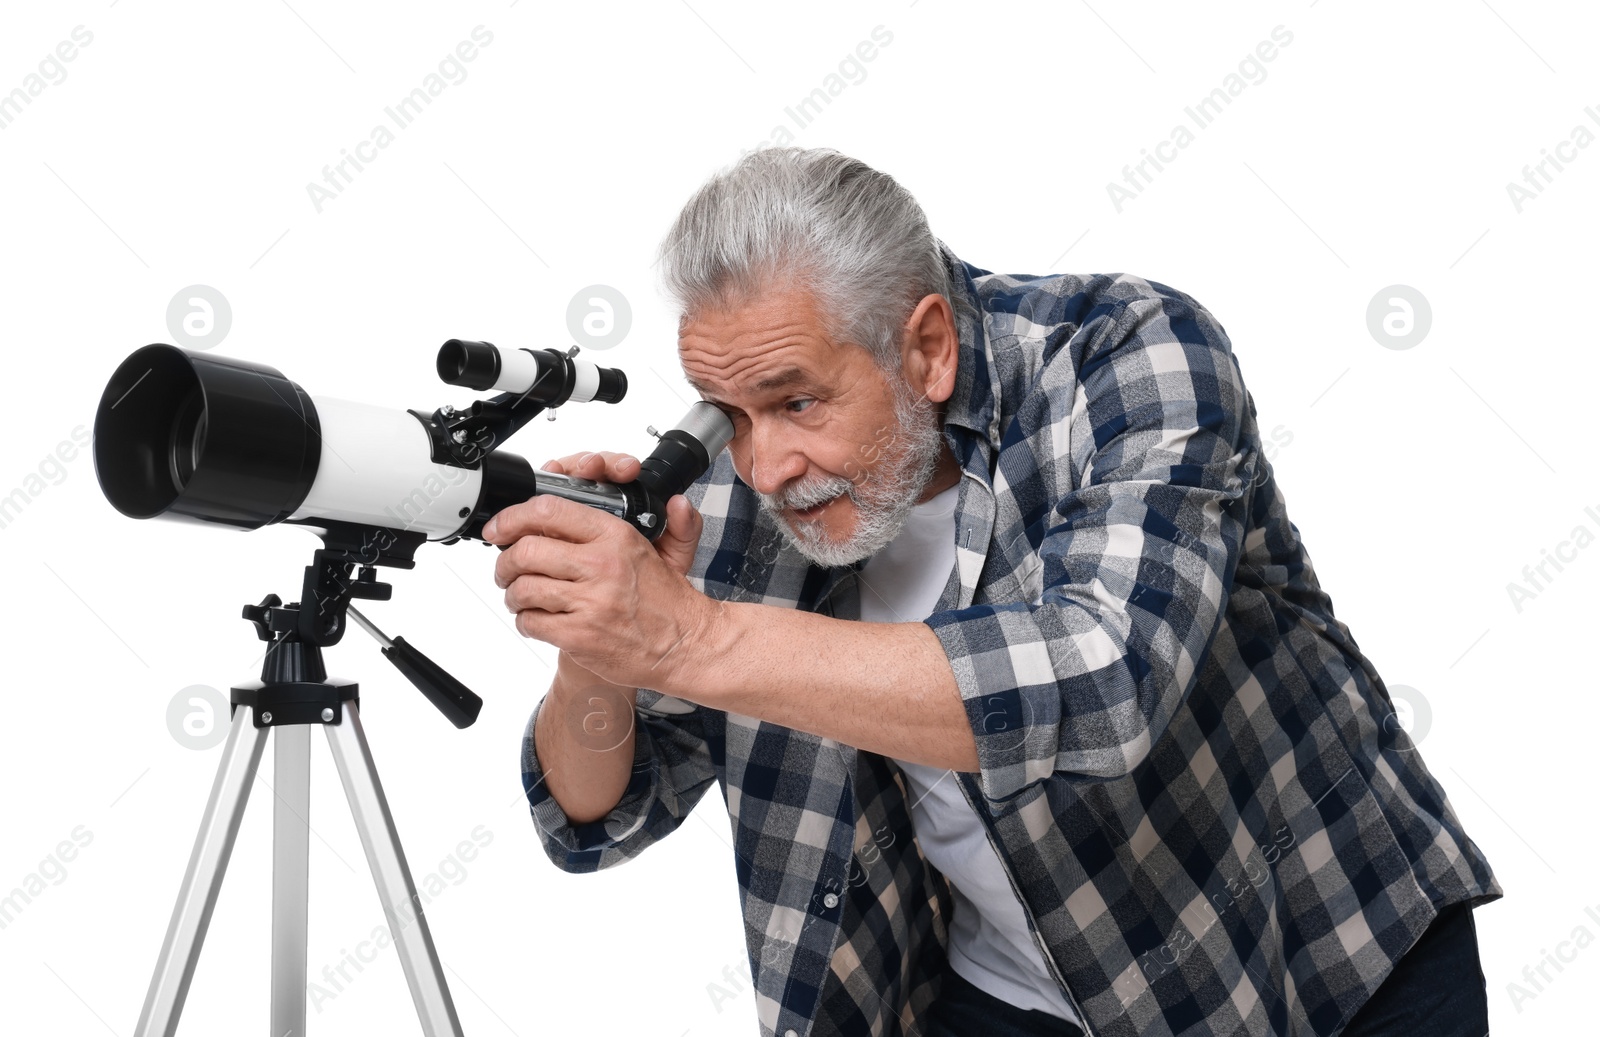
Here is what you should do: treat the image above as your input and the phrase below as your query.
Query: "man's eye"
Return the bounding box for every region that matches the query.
[785,398,815,414]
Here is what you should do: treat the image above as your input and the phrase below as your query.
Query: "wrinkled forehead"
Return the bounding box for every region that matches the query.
[675,287,853,392]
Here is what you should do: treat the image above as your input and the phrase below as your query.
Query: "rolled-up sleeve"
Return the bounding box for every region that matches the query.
[925,290,1257,803]
[521,691,719,872]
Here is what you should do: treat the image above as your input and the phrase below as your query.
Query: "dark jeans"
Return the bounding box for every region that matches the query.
[1339,901,1489,1037]
[922,902,1487,1037]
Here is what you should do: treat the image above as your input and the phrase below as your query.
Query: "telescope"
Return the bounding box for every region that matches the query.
[91,338,733,1037]
[95,338,733,546]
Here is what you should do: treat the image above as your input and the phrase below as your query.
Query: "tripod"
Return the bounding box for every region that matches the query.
[135,522,483,1037]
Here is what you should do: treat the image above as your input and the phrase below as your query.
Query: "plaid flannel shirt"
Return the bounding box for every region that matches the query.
[521,242,1501,1037]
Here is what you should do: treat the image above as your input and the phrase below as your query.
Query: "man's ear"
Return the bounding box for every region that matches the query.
[900,293,959,404]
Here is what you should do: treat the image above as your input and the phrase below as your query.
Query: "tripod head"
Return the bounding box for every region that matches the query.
[238,518,481,729]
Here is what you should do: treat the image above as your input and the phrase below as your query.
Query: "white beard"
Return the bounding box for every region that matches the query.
[756,371,945,568]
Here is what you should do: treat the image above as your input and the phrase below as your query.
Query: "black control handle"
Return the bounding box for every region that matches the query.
[380,635,484,729]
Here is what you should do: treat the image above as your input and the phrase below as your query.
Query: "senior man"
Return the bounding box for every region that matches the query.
[486,148,1500,1037]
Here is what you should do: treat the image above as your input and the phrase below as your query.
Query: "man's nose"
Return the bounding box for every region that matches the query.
[745,422,807,497]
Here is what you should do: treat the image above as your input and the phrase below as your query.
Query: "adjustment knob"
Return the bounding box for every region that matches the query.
[242,593,284,642]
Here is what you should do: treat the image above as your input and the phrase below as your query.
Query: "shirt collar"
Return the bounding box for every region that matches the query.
[935,239,1001,476]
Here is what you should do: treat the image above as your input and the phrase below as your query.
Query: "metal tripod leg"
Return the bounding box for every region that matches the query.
[325,702,464,1037]
[135,704,270,1037]
[271,723,312,1036]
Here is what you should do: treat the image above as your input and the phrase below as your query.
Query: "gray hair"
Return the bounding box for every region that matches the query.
[656,147,969,373]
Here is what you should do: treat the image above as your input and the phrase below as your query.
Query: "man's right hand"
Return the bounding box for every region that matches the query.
[539,450,704,578]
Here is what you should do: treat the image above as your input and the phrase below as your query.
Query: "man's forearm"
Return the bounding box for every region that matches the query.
[534,656,638,825]
[672,601,981,772]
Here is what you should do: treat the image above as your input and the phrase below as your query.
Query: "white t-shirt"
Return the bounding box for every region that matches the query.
[856,481,1081,1024]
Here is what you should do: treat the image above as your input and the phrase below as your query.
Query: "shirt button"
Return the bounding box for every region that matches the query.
[785,1031,798,1037]
[822,892,839,909]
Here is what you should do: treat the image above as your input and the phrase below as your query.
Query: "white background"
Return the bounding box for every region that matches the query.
[1,1,1595,1034]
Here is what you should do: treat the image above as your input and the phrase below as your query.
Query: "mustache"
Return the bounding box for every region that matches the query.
[762,471,854,512]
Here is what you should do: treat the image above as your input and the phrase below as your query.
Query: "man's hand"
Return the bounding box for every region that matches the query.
[484,450,715,690]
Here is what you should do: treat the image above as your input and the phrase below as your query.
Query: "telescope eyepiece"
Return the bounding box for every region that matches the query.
[592,366,627,405]
[436,339,501,391]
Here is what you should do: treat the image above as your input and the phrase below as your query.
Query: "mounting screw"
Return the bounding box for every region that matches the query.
[321,707,335,722]
[451,429,467,444]
[645,425,661,439]
[260,711,274,725]
[565,345,580,357]
[458,506,470,518]
[442,404,456,416]
[546,411,557,421]
[637,512,657,529]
